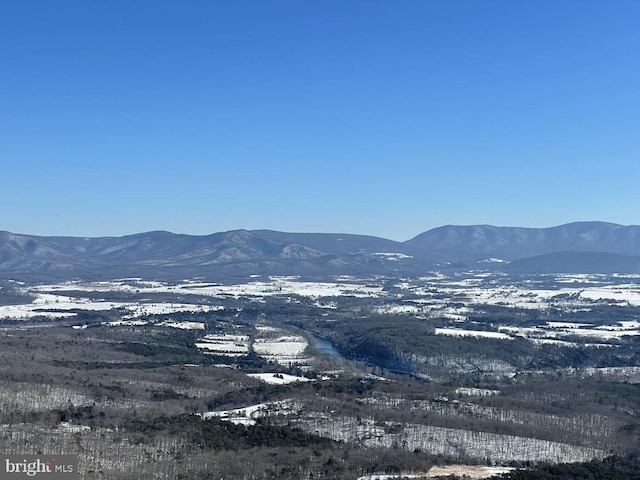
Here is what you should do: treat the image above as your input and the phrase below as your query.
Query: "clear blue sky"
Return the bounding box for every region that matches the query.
[1,1,638,240]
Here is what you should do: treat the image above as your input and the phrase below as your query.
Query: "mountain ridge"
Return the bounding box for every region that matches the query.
[2,221,640,280]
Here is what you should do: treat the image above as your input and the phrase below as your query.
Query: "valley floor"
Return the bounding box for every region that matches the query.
[1,272,639,478]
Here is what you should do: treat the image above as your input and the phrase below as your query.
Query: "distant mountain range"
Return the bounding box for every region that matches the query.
[2,222,640,280]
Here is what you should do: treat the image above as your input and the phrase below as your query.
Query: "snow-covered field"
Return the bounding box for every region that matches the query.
[0,293,221,320]
[433,320,640,346]
[0,293,123,319]
[195,334,250,357]
[498,320,640,343]
[4,273,640,350]
[194,326,312,366]
[395,273,640,310]
[2,272,636,469]
[374,304,422,315]
[156,320,205,330]
[199,399,302,426]
[435,328,512,340]
[455,387,501,396]
[356,465,515,480]
[253,336,308,357]
[32,277,384,301]
[426,465,515,479]
[253,326,311,367]
[247,373,313,385]
[5,273,640,321]
[371,252,413,261]
[0,277,384,320]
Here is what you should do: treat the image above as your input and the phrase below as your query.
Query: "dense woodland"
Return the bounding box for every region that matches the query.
[497,456,640,480]
[1,276,640,478]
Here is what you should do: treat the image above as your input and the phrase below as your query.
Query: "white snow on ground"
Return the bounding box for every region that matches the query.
[357,465,516,480]
[199,399,302,425]
[0,277,383,320]
[596,320,640,331]
[426,466,515,479]
[374,304,421,314]
[11,274,640,323]
[106,320,149,327]
[0,305,77,319]
[247,373,313,385]
[0,293,124,318]
[357,474,425,480]
[397,273,640,311]
[253,335,310,366]
[546,321,591,328]
[253,326,312,366]
[58,422,91,433]
[578,286,640,306]
[620,320,640,329]
[559,327,640,340]
[455,388,500,396]
[556,274,606,284]
[435,328,512,340]
[255,325,279,332]
[300,416,603,464]
[579,366,640,383]
[195,334,250,356]
[371,252,413,261]
[530,338,585,347]
[314,301,338,309]
[6,274,640,355]
[253,336,308,356]
[0,287,223,320]
[498,325,553,337]
[478,257,509,264]
[499,323,640,344]
[34,277,385,300]
[203,348,247,356]
[157,321,205,330]
[407,302,471,321]
[210,278,384,298]
[123,303,221,317]
[439,312,469,321]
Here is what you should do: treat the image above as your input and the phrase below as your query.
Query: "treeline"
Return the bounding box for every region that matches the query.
[0,282,34,305]
[206,377,376,411]
[320,315,640,374]
[496,456,640,480]
[124,413,336,450]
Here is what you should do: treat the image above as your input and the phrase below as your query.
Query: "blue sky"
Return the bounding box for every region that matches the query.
[1,1,639,240]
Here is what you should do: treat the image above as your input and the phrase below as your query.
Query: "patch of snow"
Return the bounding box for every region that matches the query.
[579,287,640,306]
[157,321,205,330]
[371,252,414,261]
[195,334,250,356]
[255,325,279,332]
[375,304,421,314]
[106,320,149,327]
[199,399,301,425]
[253,336,308,356]
[455,387,500,396]
[58,422,91,433]
[478,258,509,264]
[435,328,512,340]
[546,321,591,328]
[426,465,515,479]
[247,373,313,385]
